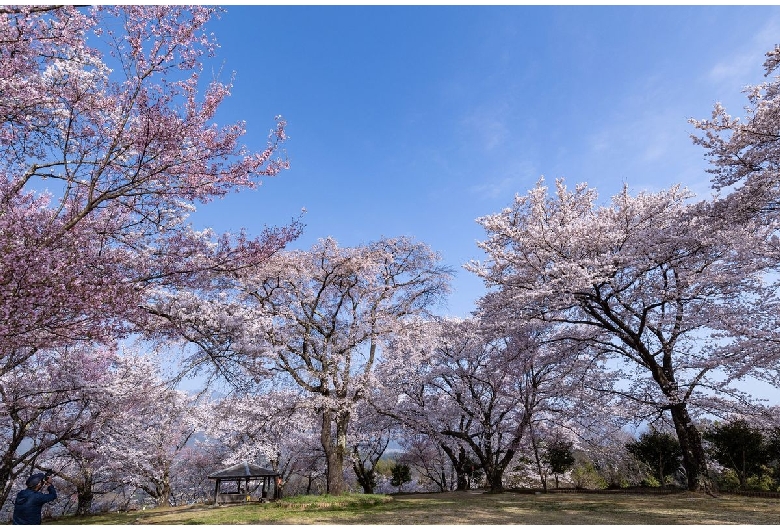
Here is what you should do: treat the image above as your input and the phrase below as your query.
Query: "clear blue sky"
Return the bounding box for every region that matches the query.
[188,5,780,319]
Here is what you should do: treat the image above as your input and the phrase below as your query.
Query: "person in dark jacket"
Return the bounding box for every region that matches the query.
[12,473,57,525]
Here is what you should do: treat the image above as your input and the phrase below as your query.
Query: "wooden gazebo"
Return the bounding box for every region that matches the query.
[207,462,281,504]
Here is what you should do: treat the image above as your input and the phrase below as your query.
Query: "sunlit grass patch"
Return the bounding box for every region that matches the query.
[272,493,392,510]
[49,491,780,525]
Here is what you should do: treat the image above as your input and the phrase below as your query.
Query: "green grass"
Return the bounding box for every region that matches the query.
[49,491,780,525]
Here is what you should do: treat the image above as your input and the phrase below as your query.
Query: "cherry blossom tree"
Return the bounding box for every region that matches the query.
[250,237,450,495]
[397,432,456,492]
[32,350,201,514]
[469,179,773,490]
[1,7,299,510]
[199,388,332,497]
[154,236,451,495]
[690,44,780,386]
[348,401,395,494]
[92,354,202,508]
[0,344,115,509]
[0,5,299,376]
[578,427,645,489]
[690,44,780,218]
[378,316,577,493]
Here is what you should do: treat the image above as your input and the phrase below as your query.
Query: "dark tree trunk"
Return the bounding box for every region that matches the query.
[0,454,19,509]
[658,454,666,487]
[486,465,506,494]
[670,403,707,491]
[476,441,514,494]
[530,428,547,493]
[352,447,376,494]
[351,434,388,494]
[146,469,173,507]
[76,487,94,516]
[456,471,469,490]
[75,472,94,516]
[441,445,471,491]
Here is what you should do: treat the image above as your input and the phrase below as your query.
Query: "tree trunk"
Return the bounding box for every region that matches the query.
[154,470,173,507]
[0,418,29,508]
[0,461,16,510]
[352,447,375,494]
[76,487,94,516]
[320,409,349,495]
[75,474,94,515]
[456,468,470,490]
[486,465,505,493]
[530,429,547,493]
[441,445,470,491]
[479,443,515,494]
[156,484,172,507]
[739,449,748,490]
[670,403,707,491]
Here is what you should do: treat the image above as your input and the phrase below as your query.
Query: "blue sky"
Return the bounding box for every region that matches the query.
[188,5,780,320]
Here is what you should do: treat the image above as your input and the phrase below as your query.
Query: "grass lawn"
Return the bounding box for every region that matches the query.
[49,490,780,525]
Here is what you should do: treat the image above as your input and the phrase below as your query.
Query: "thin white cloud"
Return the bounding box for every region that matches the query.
[707,15,780,87]
[468,160,539,200]
[461,105,512,152]
[709,53,758,86]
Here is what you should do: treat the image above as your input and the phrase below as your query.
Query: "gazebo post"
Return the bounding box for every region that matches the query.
[213,479,220,505]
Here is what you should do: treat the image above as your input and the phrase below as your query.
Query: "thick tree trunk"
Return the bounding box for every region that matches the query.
[486,465,506,494]
[75,473,94,515]
[352,447,375,494]
[670,404,707,491]
[478,443,514,494]
[0,458,17,510]
[441,445,471,491]
[320,409,349,495]
[0,416,29,508]
[154,471,173,507]
[357,476,374,494]
[76,487,94,516]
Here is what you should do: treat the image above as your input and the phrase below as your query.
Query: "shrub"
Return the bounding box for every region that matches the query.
[571,462,607,490]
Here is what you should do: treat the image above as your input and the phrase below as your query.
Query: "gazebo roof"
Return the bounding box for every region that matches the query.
[207,462,279,480]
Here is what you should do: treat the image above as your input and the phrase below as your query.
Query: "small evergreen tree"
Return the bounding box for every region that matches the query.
[704,419,768,490]
[390,462,412,493]
[765,427,780,485]
[544,440,576,489]
[626,430,682,487]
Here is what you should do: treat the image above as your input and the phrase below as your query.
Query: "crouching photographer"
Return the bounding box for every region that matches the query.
[12,473,57,525]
